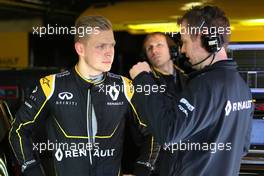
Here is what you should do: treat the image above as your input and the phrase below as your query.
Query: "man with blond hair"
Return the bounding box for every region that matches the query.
[10,16,144,176]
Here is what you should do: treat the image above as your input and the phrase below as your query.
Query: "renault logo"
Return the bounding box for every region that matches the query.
[55,148,63,161]
[225,100,232,116]
[108,86,119,101]
[58,92,73,100]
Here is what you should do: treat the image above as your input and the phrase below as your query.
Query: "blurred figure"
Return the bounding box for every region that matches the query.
[133,32,187,176]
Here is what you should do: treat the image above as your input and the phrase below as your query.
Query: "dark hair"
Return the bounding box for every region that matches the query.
[74,16,112,43]
[177,6,230,47]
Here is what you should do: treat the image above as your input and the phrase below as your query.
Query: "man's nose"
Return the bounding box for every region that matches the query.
[105,46,114,56]
[152,46,159,55]
[181,46,186,54]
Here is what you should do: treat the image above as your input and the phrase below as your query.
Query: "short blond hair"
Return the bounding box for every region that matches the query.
[74,16,112,43]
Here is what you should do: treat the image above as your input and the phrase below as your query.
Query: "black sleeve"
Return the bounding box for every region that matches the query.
[133,135,161,176]
[131,72,216,145]
[126,108,161,176]
[242,108,253,156]
[9,75,55,175]
[122,76,161,175]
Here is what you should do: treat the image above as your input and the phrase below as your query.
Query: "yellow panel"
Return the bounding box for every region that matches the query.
[0,32,28,68]
[230,26,264,42]
[80,1,264,42]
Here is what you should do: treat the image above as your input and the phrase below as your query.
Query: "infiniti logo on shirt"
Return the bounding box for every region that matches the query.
[56,92,77,106]
[58,92,73,100]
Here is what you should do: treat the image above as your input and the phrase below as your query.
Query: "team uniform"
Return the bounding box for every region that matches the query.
[9,67,145,176]
[132,60,253,176]
[134,65,187,176]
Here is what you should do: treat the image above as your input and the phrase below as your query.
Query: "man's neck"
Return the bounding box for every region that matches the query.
[211,48,228,64]
[76,61,102,78]
[199,48,228,69]
[155,60,174,75]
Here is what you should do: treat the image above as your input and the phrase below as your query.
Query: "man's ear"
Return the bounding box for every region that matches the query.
[75,42,85,57]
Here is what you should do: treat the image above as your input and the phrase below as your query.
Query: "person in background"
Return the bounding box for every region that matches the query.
[133,32,187,176]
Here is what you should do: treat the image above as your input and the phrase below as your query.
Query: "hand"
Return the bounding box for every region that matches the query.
[129,62,151,79]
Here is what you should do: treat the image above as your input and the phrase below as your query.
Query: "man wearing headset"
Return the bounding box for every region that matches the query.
[142,32,187,95]
[129,6,253,176]
[133,32,187,176]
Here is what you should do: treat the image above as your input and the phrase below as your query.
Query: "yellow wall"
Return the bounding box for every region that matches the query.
[81,1,264,42]
[231,27,264,42]
[0,32,28,68]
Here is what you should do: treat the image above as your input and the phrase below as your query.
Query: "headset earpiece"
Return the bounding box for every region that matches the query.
[200,16,224,53]
[169,45,180,61]
[201,33,223,53]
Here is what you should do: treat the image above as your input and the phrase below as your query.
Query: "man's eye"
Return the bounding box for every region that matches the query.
[97,45,104,49]
[157,43,163,47]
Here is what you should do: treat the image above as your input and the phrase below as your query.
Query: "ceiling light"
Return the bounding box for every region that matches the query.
[239,19,264,26]
[180,2,203,11]
[127,22,179,33]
